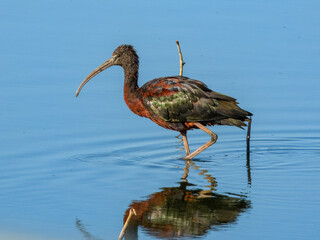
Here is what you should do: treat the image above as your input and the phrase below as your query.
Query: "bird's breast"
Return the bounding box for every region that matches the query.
[123,88,150,118]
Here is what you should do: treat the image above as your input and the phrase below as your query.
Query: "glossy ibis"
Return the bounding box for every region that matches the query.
[76,45,252,159]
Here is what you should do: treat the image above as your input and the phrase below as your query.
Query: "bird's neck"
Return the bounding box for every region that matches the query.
[123,63,139,95]
[123,64,143,116]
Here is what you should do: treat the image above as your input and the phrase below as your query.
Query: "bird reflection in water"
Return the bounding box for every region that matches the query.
[75,157,251,240]
[121,159,251,240]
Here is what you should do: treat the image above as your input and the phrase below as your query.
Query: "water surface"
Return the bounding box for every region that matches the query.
[1,0,320,239]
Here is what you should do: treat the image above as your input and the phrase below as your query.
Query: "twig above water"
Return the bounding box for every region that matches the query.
[176,41,185,76]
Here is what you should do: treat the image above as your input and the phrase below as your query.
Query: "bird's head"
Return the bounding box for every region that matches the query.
[75,44,138,97]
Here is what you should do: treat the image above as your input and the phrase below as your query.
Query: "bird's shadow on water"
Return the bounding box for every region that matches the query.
[75,149,252,240]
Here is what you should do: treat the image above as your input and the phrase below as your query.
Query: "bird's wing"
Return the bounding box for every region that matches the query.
[140,76,247,123]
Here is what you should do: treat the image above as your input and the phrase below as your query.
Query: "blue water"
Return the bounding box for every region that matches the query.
[1,1,320,239]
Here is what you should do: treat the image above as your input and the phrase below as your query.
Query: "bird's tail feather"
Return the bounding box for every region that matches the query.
[216,100,251,119]
[220,118,247,129]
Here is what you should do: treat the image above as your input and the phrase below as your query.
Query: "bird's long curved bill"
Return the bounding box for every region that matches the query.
[75,56,115,97]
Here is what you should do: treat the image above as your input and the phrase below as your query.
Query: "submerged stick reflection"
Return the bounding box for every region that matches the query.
[246,116,252,185]
[75,219,102,240]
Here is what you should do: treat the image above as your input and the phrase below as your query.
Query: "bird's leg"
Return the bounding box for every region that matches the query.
[185,122,218,160]
[181,131,191,180]
[181,130,190,155]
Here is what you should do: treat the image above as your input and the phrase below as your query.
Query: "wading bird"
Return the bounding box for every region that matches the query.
[76,45,252,159]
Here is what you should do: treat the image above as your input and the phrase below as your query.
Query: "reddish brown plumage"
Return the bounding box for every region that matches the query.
[123,83,148,118]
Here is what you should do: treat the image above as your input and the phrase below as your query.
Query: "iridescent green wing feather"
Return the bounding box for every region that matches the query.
[140,76,223,122]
